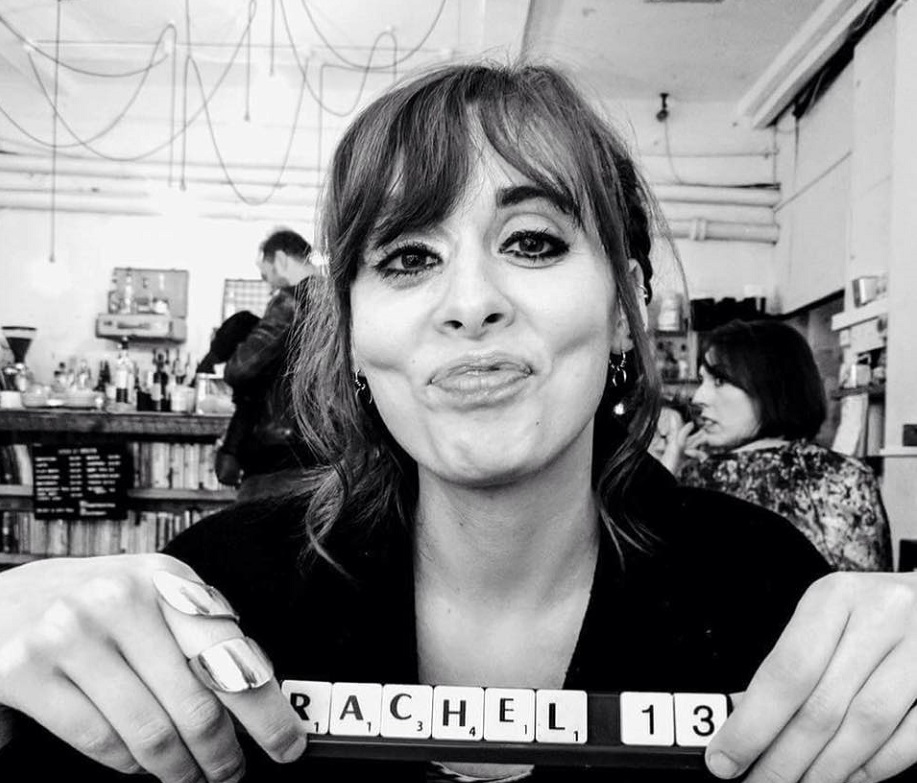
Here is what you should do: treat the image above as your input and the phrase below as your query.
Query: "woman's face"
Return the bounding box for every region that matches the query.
[691,358,760,450]
[349,148,623,487]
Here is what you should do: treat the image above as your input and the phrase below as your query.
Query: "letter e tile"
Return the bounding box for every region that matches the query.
[281,680,332,735]
[620,691,674,746]
[483,688,536,742]
[674,693,728,747]
[535,689,587,744]
[432,686,484,741]
[330,682,383,736]
[381,683,434,738]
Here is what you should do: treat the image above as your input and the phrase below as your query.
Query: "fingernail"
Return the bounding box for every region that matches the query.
[280,733,307,763]
[152,571,240,621]
[706,751,741,779]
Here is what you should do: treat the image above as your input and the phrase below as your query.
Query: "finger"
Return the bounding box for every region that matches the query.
[59,624,206,782]
[738,603,903,783]
[801,637,917,782]
[114,603,248,782]
[4,674,140,775]
[847,704,917,783]
[705,576,850,779]
[158,582,308,765]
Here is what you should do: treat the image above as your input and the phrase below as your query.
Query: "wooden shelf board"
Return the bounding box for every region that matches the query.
[831,299,889,331]
[0,409,231,440]
[0,484,236,504]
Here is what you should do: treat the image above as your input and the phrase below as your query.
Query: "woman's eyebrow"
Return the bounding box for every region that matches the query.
[497,184,573,215]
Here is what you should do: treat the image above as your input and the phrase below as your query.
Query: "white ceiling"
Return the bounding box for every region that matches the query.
[0,0,827,104]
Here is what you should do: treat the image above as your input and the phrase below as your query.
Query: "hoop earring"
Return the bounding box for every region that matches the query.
[608,352,629,389]
[353,371,373,405]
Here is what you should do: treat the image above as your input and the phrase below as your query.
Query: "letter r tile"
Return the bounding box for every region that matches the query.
[330,682,383,737]
[281,680,332,734]
[381,684,434,738]
[535,689,587,744]
[484,688,536,742]
[432,686,484,741]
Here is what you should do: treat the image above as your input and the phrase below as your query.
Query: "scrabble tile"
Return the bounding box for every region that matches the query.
[329,682,383,736]
[381,684,434,738]
[281,680,332,735]
[535,689,588,744]
[620,691,675,746]
[432,686,485,741]
[674,693,729,747]
[483,688,536,742]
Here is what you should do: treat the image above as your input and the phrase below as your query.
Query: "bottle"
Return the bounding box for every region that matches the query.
[107,272,122,314]
[152,352,171,412]
[135,275,153,314]
[121,271,135,314]
[94,360,111,393]
[152,272,171,315]
[115,339,132,404]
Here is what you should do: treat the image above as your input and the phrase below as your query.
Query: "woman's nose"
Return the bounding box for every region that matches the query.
[692,382,710,407]
[434,247,513,336]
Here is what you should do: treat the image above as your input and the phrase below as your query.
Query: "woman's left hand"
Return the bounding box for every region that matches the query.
[706,571,917,782]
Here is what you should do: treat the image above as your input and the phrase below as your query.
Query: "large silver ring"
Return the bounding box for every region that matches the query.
[188,636,274,693]
[152,571,240,622]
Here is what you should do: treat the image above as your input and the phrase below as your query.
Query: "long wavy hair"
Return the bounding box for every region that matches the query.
[290,61,667,569]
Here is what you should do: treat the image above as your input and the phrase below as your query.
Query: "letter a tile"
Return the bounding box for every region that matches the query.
[330,682,383,736]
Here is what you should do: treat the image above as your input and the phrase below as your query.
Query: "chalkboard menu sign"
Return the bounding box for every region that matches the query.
[32,444,131,520]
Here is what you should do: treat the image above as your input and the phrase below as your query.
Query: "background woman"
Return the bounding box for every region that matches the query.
[1,63,916,783]
[658,318,892,571]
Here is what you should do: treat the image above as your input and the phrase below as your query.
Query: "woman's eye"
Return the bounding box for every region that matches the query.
[375,245,439,278]
[500,230,568,262]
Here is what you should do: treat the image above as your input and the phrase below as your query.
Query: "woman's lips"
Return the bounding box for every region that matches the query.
[429,357,533,408]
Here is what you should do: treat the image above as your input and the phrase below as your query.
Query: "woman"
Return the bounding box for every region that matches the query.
[1,63,917,783]
[658,319,892,572]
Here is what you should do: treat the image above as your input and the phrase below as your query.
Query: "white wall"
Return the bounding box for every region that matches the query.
[0,209,298,381]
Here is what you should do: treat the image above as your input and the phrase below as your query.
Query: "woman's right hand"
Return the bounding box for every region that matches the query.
[0,554,307,781]
[650,407,707,476]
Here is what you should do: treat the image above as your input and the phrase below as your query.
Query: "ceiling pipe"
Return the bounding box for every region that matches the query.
[666,218,779,244]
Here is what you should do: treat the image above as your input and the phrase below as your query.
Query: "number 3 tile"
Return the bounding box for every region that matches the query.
[674,693,728,747]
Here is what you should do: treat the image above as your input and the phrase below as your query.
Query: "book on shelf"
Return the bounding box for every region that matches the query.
[0,438,231,558]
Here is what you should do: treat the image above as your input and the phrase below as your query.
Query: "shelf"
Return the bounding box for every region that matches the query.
[831,299,889,332]
[879,447,917,458]
[831,382,885,400]
[0,484,235,504]
[0,409,231,441]
[0,552,43,566]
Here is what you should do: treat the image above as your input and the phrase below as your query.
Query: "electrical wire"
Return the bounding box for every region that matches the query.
[0,0,449,210]
[0,10,171,78]
[278,0,398,118]
[298,0,447,71]
[1,5,258,162]
[184,54,307,205]
[49,0,61,263]
[23,25,177,149]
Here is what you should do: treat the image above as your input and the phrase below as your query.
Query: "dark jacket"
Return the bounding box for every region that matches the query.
[2,458,861,782]
[221,279,315,477]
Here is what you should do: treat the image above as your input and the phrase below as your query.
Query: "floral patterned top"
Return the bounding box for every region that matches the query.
[680,440,892,571]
